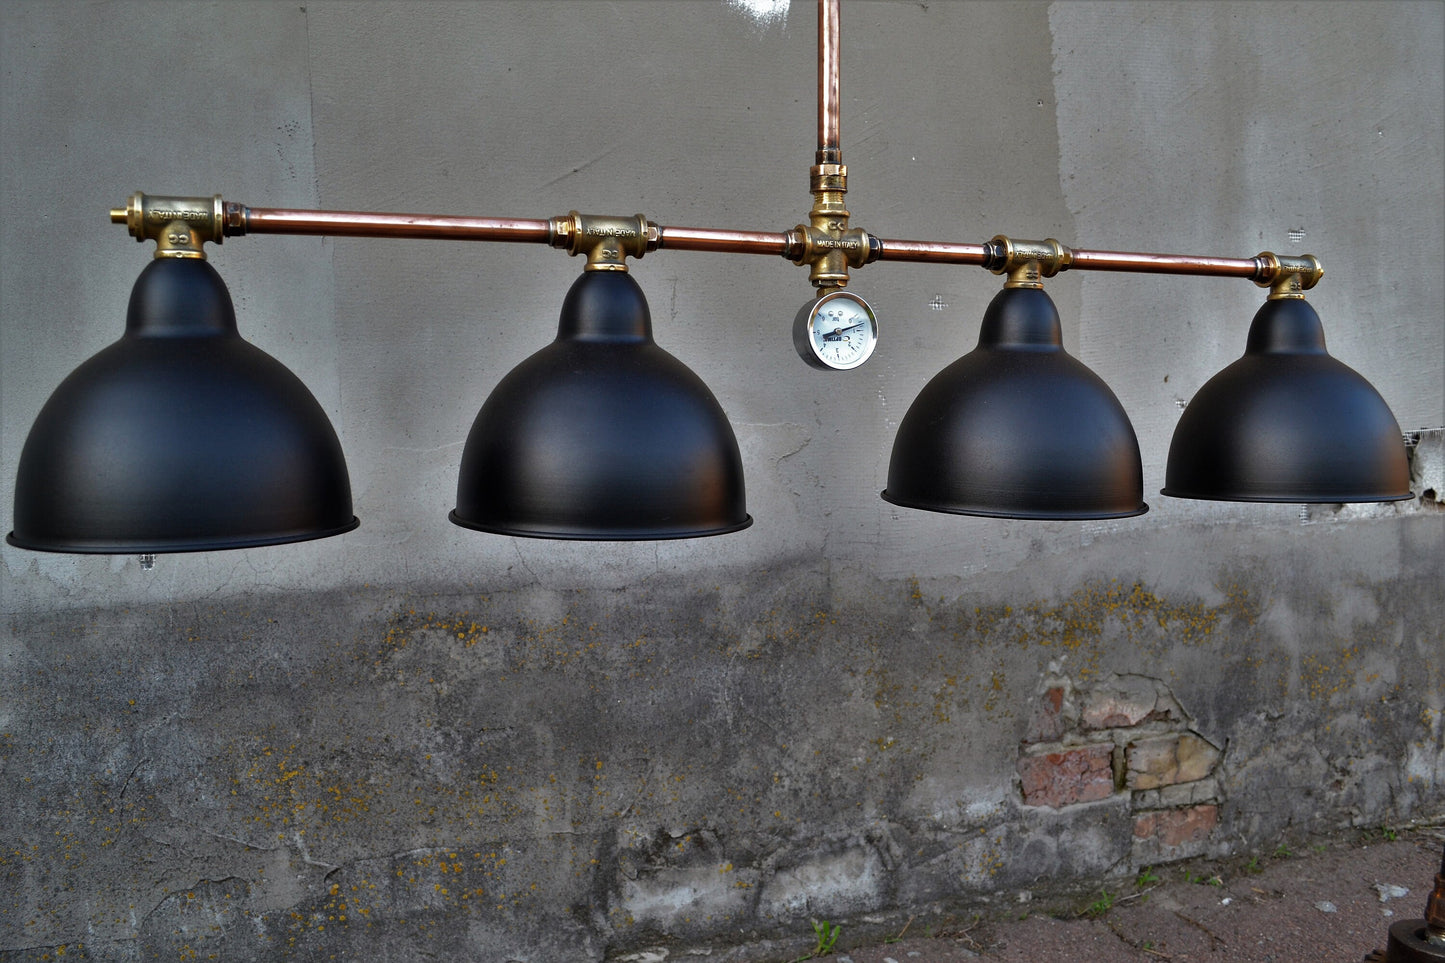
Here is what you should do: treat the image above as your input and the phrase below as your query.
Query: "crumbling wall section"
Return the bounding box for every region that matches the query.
[3,517,1441,961]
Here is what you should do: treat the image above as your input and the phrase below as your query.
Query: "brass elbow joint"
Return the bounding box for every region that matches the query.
[550,212,659,271]
[1254,252,1324,299]
[111,192,228,258]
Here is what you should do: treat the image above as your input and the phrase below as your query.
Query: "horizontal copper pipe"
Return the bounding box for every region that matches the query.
[873,238,991,265]
[657,225,791,257]
[244,207,554,244]
[1070,247,1260,278]
[236,205,1273,281]
[876,237,1264,278]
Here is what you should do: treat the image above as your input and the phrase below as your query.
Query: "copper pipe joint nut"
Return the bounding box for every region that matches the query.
[810,163,848,194]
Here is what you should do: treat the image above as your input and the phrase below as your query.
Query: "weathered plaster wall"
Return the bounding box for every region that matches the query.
[2,2,1442,961]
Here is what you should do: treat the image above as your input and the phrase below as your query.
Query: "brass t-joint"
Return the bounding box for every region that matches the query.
[111,192,227,258]
[550,212,658,272]
[790,161,868,289]
[1254,252,1323,299]
[986,236,1073,289]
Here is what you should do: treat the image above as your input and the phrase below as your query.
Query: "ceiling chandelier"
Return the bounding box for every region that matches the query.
[6,0,1411,555]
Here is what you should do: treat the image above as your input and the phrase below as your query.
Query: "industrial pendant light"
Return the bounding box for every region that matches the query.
[883,281,1147,520]
[450,269,752,539]
[7,257,358,553]
[1163,294,1411,502]
[12,0,1416,553]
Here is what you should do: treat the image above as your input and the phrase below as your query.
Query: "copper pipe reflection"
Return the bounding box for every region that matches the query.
[818,0,841,160]
[245,208,554,244]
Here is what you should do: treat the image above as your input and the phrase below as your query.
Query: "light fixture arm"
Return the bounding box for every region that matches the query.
[981,234,1323,296]
[109,192,1326,297]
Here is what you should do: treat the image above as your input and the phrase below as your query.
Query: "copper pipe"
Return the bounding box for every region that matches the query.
[874,238,991,266]
[876,237,1263,278]
[1070,247,1259,278]
[244,206,792,257]
[658,225,791,257]
[243,207,554,244]
[235,203,1273,280]
[817,0,841,162]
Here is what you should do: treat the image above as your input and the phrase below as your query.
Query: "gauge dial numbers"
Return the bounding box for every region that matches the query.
[792,290,879,371]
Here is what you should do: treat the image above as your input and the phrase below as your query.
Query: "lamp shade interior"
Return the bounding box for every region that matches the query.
[883,286,1147,520]
[7,258,358,553]
[450,270,751,540]
[1162,297,1411,502]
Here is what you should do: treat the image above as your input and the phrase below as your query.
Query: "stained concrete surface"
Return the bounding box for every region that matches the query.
[720,828,1445,962]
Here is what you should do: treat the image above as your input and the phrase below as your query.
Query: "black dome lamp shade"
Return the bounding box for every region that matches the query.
[1162,295,1410,502]
[450,270,752,539]
[883,284,1147,520]
[7,257,358,553]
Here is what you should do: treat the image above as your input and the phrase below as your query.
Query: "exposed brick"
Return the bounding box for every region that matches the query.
[1080,675,1183,730]
[1017,744,1115,808]
[1133,804,1219,847]
[1081,675,1158,729]
[1132,775,1221,811]
[1024,686,1068,744]
[1126,732,1221,790]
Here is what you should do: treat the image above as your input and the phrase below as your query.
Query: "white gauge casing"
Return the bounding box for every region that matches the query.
[792,290,879,371]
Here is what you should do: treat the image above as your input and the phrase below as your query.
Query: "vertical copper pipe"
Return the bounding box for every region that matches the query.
[818,0,841,162]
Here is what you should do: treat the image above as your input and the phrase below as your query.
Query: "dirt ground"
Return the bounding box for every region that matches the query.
[826,825,1444,963]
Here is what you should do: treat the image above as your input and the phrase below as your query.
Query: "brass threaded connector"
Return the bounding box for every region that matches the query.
[111,192,225,258]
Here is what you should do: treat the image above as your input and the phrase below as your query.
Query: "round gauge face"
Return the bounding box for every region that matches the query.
[793,291,879,371]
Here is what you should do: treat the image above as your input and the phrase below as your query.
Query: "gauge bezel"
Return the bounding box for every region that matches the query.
[792,289,879,371]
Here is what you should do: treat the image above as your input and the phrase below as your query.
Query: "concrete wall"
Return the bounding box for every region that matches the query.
[2,2,1441,960]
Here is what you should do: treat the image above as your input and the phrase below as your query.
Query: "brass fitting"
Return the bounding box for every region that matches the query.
[1254,252,1324,299]
[110,192,226,258]
[1427,849,1445,945]
[986,235,1073,289]
[790,161,863,289]
[788,223,872,287]
[550,212,658,272]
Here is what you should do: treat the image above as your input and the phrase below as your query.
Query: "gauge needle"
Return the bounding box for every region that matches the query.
[822,322,866,341]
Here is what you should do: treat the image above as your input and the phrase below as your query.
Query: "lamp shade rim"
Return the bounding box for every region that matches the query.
[881,490,1148,520]
[5,516,359,555]
[1159,488,1411,504]
[448,511,752,541]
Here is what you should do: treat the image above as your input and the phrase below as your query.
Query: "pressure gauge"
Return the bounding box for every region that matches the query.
[792,290,879,371]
